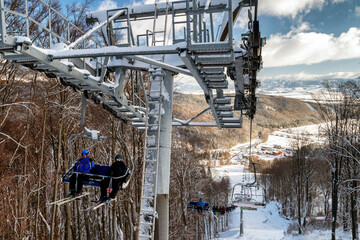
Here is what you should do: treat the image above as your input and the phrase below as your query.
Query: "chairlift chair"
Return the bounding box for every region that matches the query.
[187,201,210,211]
[61,93,134,192]
[62,134,133,190]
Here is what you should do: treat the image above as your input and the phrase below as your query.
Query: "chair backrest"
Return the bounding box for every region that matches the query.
[203,203,210,211]
[188,201,197,208]
[94,164,110,175]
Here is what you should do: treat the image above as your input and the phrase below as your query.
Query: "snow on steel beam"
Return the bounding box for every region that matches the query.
[172,122,218,127]
[130,55,191,76]
[86,0,243,22]
[11,38,145,122]
[180,51,209,95]
[49,42,186,60]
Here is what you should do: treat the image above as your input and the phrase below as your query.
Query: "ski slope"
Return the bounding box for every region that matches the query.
[217,201,289,240]
[214,165,290,240]
[212,122,355,240]
[214,164,355,240]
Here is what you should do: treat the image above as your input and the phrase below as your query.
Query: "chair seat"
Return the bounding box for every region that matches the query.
[62,164,111,188]
[62,178,102,187]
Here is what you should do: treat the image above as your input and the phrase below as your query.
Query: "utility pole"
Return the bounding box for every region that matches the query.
[155,70,174,240]
[240,208,244,236]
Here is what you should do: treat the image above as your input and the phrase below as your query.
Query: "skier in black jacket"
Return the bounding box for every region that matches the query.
[99,154,129,202]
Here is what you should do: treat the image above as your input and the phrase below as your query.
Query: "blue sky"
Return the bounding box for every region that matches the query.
[255,0,360,81]
[62,0,360,81]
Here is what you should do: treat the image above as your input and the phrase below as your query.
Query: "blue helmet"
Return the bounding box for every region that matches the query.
[82,150,89,157]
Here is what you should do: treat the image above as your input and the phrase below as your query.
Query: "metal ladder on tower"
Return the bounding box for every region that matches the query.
[138,69,164,240]
[151,0,169,47]
[171,0,188,44]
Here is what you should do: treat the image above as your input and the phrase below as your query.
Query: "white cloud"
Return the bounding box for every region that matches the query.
[235,10,249,29]
[259,0,326,18]
[332,0,346,3]
[356,6,360,17]
[289,22,311,34]
[98,0,118,11]
[262,27,360,67]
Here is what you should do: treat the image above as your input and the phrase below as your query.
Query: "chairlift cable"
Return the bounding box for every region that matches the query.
[254,0,258,21]
[115,136,134,182]
[248,117,253,181]
[249,117,253,163]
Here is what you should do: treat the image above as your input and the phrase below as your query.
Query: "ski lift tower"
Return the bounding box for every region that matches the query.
[0,0,264,239]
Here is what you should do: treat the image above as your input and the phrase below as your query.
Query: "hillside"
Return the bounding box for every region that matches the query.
[172,93,321,150]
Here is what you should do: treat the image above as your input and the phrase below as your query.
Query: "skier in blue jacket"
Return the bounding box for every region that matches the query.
[68,150,95,196]
[197,198,205,213]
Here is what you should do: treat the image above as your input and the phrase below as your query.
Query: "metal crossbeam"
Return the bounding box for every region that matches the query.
[49,43,186,60]
[0,0,263,131]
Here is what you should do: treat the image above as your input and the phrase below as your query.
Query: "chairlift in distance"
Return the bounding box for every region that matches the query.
[231,162,265,208]
[187,201,210,211]
[231,161,258,204]
[233,186,253,203]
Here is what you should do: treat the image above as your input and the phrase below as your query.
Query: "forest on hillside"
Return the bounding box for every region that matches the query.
[2,69,357,239]
[173,92,321,150]
[0,67,234,239]
[257,80,360,240]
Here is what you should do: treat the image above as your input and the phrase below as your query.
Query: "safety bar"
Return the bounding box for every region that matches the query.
[62,167,131,180]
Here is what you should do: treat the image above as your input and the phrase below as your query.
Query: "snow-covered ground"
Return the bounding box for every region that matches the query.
[229,123,327,162]
[211,123,354,240]
[214,163,354,240]
[217,202,290,240]
[214,164,290,240]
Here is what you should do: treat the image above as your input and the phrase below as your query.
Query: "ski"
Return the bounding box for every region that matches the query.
[47,196,73,205]
[92,202,106,210]
[84,202,100,211]
[48,192,90,206]
[94,199,116,210]
[86,198,115,211]
[57,192,90,206]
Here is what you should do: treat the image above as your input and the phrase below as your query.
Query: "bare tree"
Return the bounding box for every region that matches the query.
[315,79,360,240]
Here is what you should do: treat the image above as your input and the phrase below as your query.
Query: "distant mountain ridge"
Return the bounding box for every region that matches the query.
[172,93,321,151]
[174,74,359,101]
[257,77,359,101]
